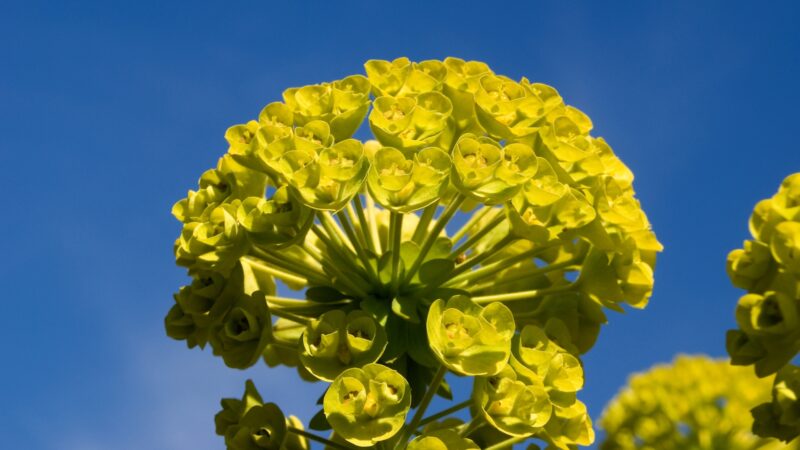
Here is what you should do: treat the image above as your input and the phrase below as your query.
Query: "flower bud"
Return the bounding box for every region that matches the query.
[771,221,800,274]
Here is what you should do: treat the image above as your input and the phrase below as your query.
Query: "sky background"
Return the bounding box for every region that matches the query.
[2,1,800,449]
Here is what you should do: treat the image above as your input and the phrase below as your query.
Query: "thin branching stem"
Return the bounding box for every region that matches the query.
[403,194,465,285]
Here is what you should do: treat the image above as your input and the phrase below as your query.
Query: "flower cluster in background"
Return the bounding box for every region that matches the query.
[599,355,797,449]
[165,57,661,449]
[727,173,800,442]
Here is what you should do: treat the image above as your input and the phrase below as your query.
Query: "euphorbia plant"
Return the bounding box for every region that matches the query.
[726,173,800,443]
[166,57,661,449]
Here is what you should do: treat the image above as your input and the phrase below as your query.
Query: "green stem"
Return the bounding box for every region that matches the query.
[418,399,472,427]
[250,247,328,284]
[353,195,378,254]
[337,210,379,284]
[390,211,404,293]
[458,415,484,437]
[412,202,438,244]
[484,435,528,450]
[366,194,383,254]
[447,235,515,280]
[468,257,581,293]
[268,339,299,351]
[288,426,355,450]
[402,193,465,285]
[451,205,492,243]
[445,244,555,287]
[268,307,311,324]
[395,364,448,450]
[450,213,506,258]
[241,256,309,286]
[321,211,355,253]
[472,283,575,304]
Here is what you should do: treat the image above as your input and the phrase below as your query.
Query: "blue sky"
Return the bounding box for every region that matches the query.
[2,1,800,449]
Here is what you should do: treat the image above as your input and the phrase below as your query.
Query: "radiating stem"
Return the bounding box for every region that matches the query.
[458,415,484,437]
[395,364,448,449]
[390,211,404,293]
[445,244,555,287]
[447,235,515,280]
[468,257,581,293]
[418,399,472,427]
[268,307,311,325]
[288,426,355,450]
[412,202,438,244]
[402,193,465,285]
[366,194,383,254]
[241,256,309,286]
[472,283,575,304]
[450,213,506,258]
[321,211,355,253]
[451,205,492,243]
[337,210,379,284]
[353,195,378,254]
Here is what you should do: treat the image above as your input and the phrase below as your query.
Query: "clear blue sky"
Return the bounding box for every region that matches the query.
[2,1,799,449]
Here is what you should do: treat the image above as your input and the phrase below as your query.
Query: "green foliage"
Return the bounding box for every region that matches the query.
[166,57,661,449]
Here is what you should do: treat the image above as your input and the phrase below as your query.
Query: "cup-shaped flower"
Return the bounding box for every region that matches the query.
[278,139,369,211]
[369,92,455,153]
[364,58,412,97]
[174,202,248,273]
[211,291,273,369]
[736,291,800,338]
[283,75,371,141]
[367,146,451,212]
[299,310,388,381]
[727,240,773,290]
[451,134,538,204]
[227,402,288,450]
[474,75,546,141]
[406,429,479,450]
[511,325,584,394]
[173,155,267,224]
[441,57,492,133]
[426,295,515,376]
[226,120,261,156]
[323,363,412,446]
[752,365,800,442]
[771,221,800,274]
[237,187,314,248]
[473,365,552,436]
[216,379,264,439]
[543,401,594,449]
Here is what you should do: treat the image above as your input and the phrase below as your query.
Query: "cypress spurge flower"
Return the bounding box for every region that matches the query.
[407,429,479,450]
[300,310,388,381]
[166,58,662,450]
[323,363,412,446]
[426,295,515,376]
[211,291,273,369]
[726,173,800,442]
[599,356,797,450]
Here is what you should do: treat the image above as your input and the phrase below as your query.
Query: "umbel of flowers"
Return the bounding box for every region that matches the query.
[599,355,798,450]
[166,57,661,449]
[726,172,800,443]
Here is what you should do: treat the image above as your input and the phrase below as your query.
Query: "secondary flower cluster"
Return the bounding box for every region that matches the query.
[726,172,800,442]
[599,356,796,450]
[166,57,661,449]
